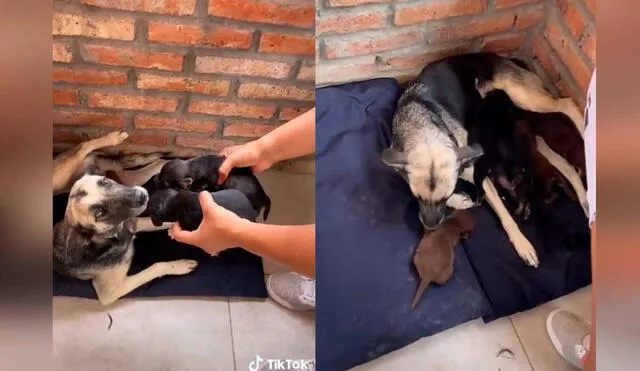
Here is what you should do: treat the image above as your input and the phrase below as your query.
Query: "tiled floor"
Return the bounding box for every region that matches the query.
[53,167,591,371]
[355,286,591,371]
[53,170,316,371]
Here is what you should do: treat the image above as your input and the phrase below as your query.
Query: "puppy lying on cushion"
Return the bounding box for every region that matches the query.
[411,209,476,309]
[152,155,271,220]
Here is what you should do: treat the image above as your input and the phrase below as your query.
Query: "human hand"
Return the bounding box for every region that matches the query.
[218,138,275,183]
[169,192,248,256]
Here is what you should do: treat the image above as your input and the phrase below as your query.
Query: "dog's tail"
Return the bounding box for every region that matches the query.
[411,279,431,309]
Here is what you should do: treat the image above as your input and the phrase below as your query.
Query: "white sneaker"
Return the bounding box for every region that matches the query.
[266,272,315,311]
[546,309,591,369]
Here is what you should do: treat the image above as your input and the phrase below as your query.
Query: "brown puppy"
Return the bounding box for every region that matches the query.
[411,209,476,309]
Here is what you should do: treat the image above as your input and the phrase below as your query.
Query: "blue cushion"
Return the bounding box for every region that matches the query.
[53,189,268,299]
[316,79,493,371]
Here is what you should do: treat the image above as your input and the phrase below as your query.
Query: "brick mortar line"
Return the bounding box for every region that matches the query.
[317,3,391,17]
[534,33,584,96]
[53,107,310,124]
[54,60,315,87]
[68,36,312,63]
[317,3,545,43]
[570,0,596,25]
[54,2,315,33]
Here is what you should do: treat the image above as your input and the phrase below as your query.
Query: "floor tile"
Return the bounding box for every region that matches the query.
[510,287,592,371]
[256,171,315,275]
[229,298,315,370]
[53,297,234,371]
[353,317,533,371]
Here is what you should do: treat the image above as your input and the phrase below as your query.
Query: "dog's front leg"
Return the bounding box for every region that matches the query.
[535,136,588,217]
[482,178,540,267]
[135,217,174,232]
[92,260,198,306]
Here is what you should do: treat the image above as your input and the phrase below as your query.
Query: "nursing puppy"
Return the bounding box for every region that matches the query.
[411,209,476,309]
[152,155,271,220]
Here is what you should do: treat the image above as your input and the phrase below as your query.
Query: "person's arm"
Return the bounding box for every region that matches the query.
[232,222,315,278]
[257,107,315,163]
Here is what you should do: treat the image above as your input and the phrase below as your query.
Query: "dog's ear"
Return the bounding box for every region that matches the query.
[84,164,104,176]
[455,144,484,167]
[381,148,407,169]
[179,177,193,189]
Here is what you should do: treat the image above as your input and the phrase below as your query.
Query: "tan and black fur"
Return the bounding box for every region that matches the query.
[53,131,197,306]
[382,52,585,268]
[411,209,476,309]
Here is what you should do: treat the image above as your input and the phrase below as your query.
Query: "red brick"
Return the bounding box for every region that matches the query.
[297,62,315,82]
[53,67,128,85]
[83,44,184,71]
[395,0,486,26]
[324,29,424,59]
[223,123,274,138]
[557,0,588,39]
[494,0,542,9]
[87,92,178,112]
[531,37,561,82]
[317,11,387,35]
[189,101,275,119]
[327,0,390,6]
[545,22,591,92]
[53,129,85,143]
[209,0,313,28]
[430,10,543,43]
[54,89,79,106]
[127,133,170,147]
[195,56,292,79]
[316,59,378,85]
[135,115,219,133]
[481,33,527,53]
[280,107,307,121]
[148,22,252,49]
[258,33,314,56]
[53,109,126,127]
[137,73,230,96]
[581,32,596,63]
[238,83,315,101]
[53,42,73,63]
[81,0,196,15]
[53,12,134,40]
[378,45,468,70]
[175,135,238,151]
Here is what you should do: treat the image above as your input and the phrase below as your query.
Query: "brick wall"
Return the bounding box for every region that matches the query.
[53,0,315,157]
[316,0,547,87]
[530,0,595,108]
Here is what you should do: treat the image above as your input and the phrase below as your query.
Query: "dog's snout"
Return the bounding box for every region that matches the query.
[418,203,446,230]
[132,187,148,207]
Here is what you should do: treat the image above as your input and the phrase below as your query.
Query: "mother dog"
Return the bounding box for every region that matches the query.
[382,52,585,267]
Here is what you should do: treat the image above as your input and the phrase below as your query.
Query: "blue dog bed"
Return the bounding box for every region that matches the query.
[53,189,268,299]
[315,78,591,370]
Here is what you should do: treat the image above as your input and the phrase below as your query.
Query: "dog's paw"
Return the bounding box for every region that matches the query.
[165,260,198,275]
[106,130,129,145]
[510,231,539,268]
[447,193,475,209]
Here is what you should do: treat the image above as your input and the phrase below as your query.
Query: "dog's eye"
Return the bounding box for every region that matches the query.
[94,207,106,219]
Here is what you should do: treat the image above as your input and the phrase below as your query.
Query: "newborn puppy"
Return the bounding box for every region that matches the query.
[411,209,476,309]
[153,155,271,220]
[146,189,204,231]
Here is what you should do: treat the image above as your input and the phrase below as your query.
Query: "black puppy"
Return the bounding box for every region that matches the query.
[146,189,209,231]
[152,155,271,220]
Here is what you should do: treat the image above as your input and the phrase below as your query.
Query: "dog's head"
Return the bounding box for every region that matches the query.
[155,159,192,190]
[66,174,149,233]
[382,142,483,229]
[146,188,180,226]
